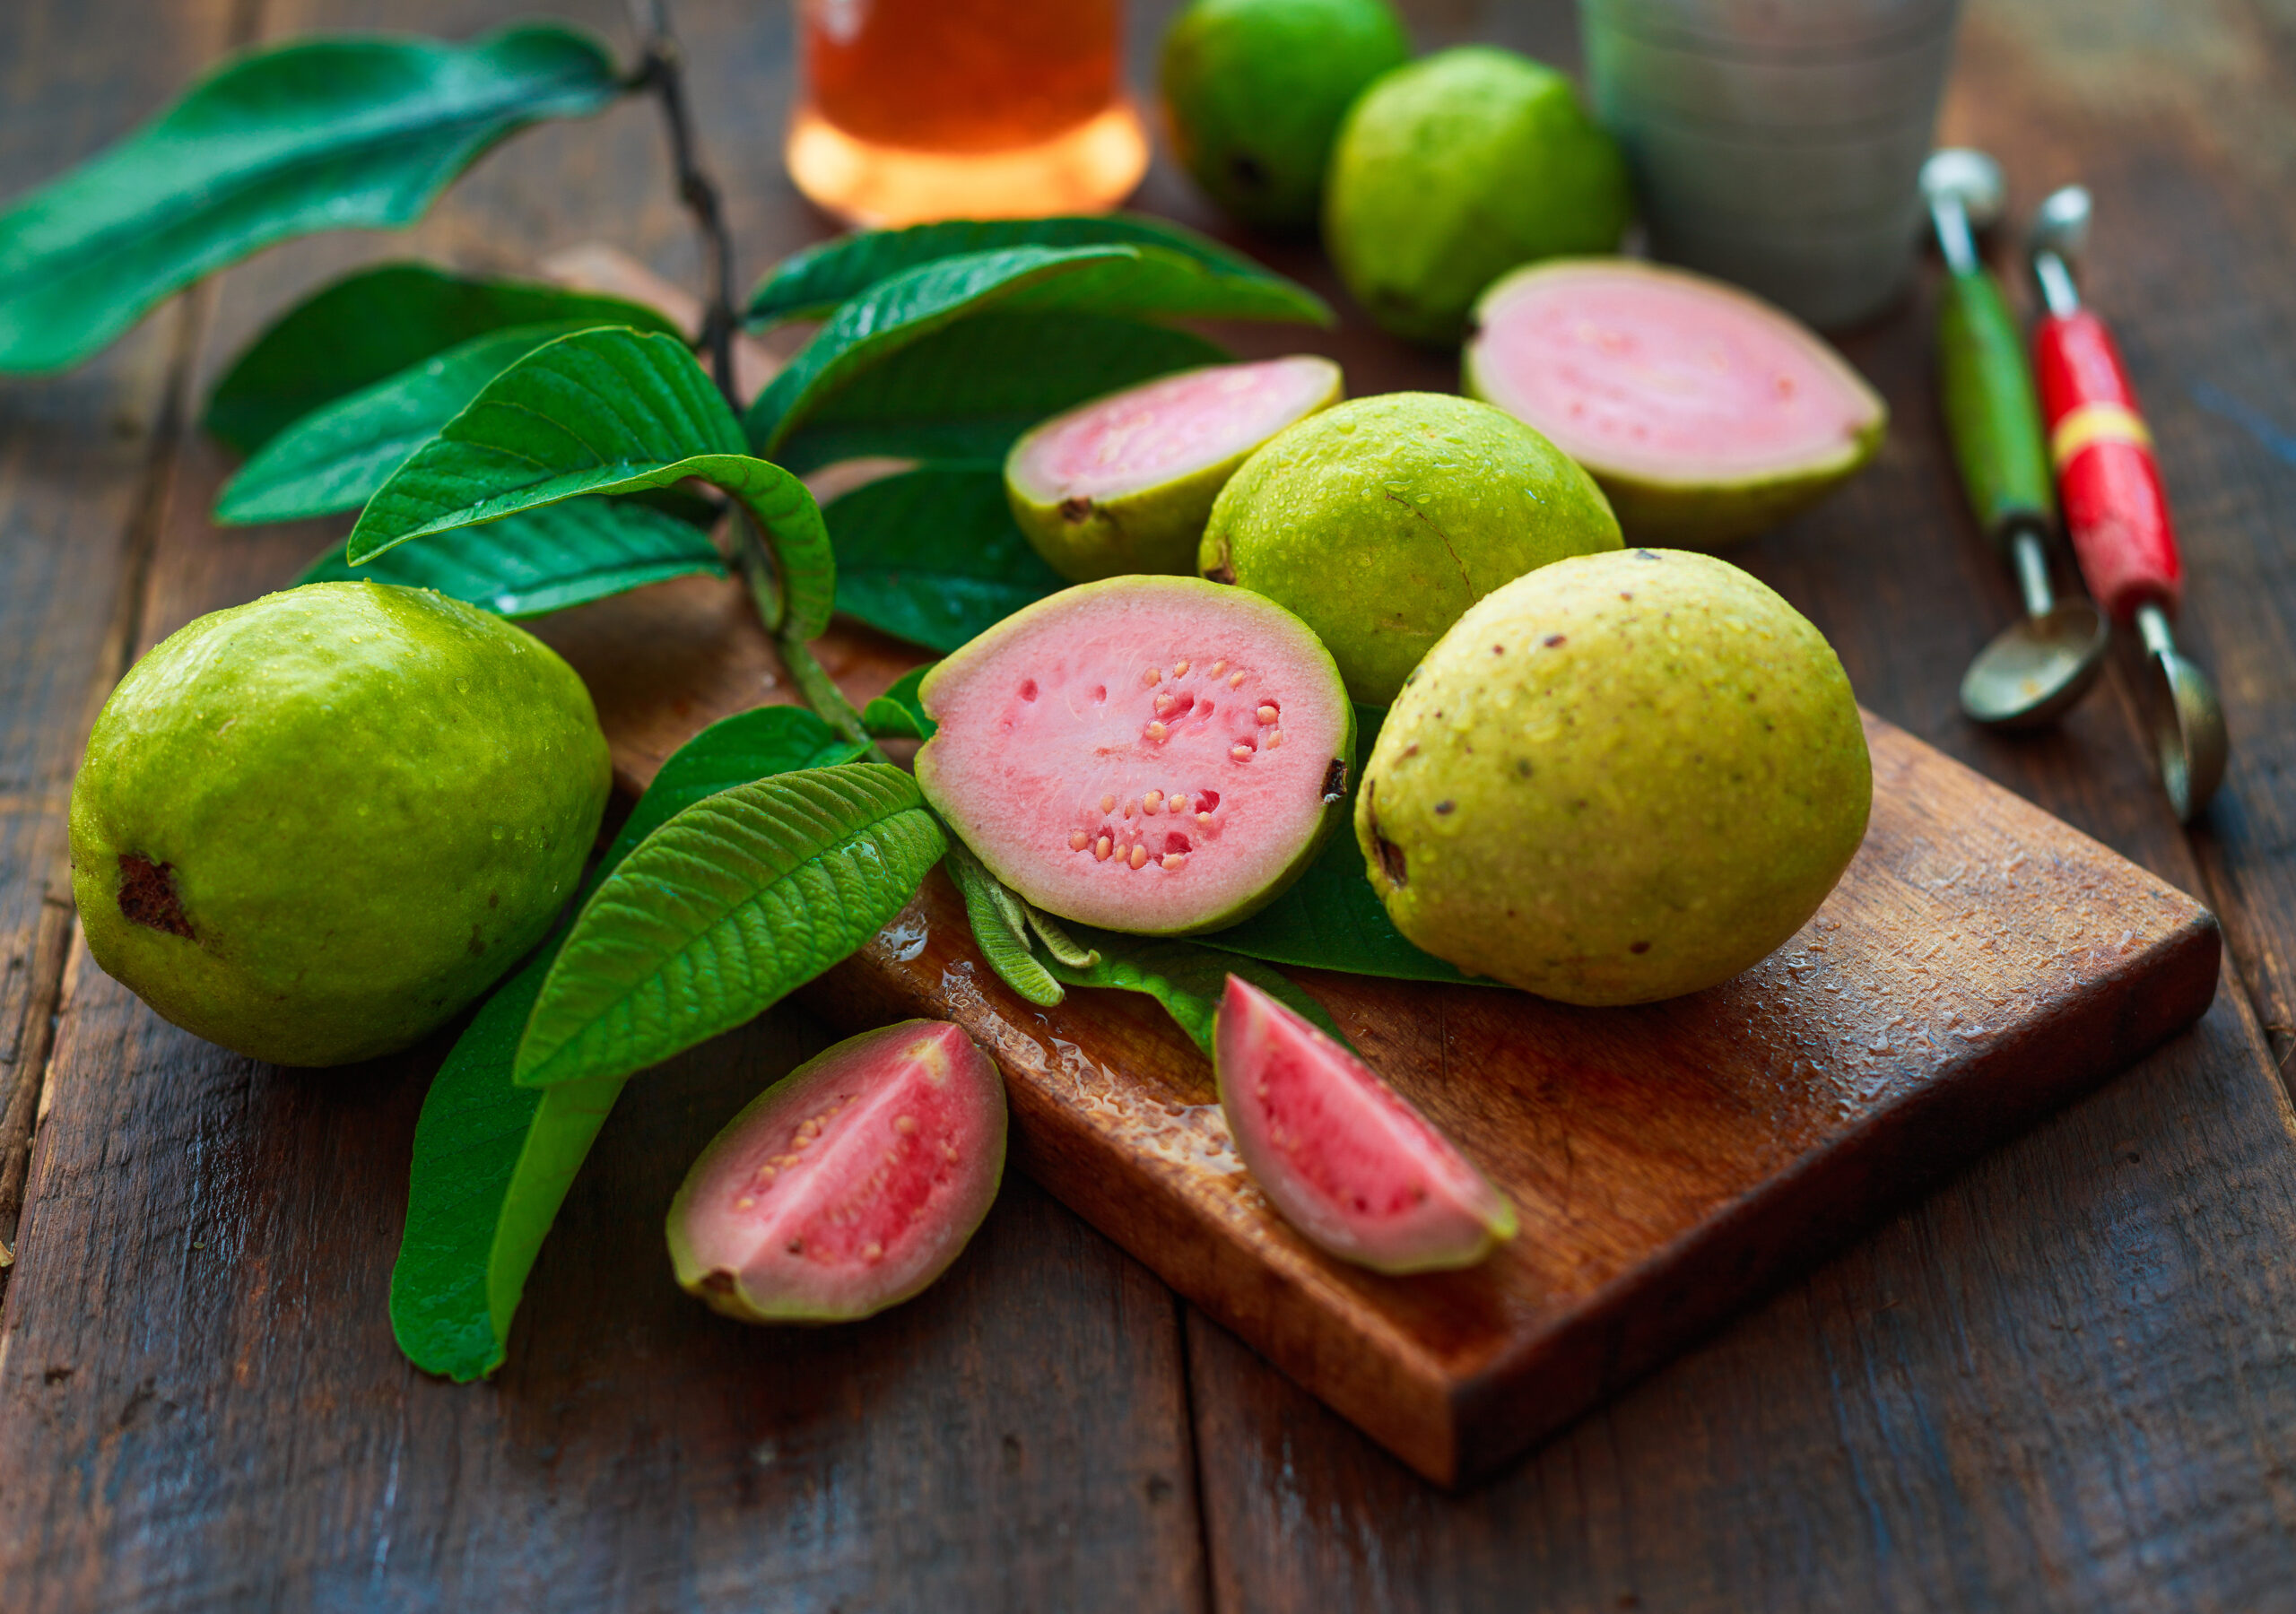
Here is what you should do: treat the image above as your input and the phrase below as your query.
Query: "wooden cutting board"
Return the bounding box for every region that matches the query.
[535,576,2221,1488]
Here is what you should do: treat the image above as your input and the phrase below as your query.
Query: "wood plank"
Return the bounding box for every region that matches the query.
[0,0,239,1271]
[0,1,1209,1606]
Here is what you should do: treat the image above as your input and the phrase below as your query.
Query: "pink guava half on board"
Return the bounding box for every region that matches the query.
[915,576,1354,937]
[666,1020,1006,1323]
[1465,257,1887,549]
[1214,976,1516,1274]
[1004,355,1344,582]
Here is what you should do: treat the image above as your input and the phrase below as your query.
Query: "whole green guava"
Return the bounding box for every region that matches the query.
[1323,47,1631,343]
[70,581,612,1067]
[1357,549,1871,1005]
[1200,391,1622,704]
[1159,0,1412,231]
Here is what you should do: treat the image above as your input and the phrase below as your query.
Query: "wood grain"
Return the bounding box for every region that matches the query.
[0,0,239,1278]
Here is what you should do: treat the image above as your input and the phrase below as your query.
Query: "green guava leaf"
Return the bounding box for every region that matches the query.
[942,838,1064,1008]
[297,495,726,620]
[389,957,620,1382]
[1044,930,1352,1057]
[0,25,623,375]
[345,326,837,640]
[745,214,1332,327]
[1197,705,1486,985]
[219,319,619,524]
[746,247,1273,457]
[600,705,867,872]
[745,245,1135,455]
[514,764,947,1089]
[391,703,857,1381]
[861,665,936,741]
[771,311,1230,475]
[825,466,1062,653]
[205,261,677,453]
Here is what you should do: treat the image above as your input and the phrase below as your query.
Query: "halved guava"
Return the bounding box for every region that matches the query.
[1465,258,1887,549]
[915,576,1354,936]
[1004,356,1344,582]
[1214,976,1516,1273]
[667,1020,1006,1323]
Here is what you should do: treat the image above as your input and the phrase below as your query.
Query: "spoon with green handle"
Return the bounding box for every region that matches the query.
[1921,149,2108,728]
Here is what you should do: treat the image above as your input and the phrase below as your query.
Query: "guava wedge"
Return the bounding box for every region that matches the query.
[1465,258,1889,549]
[915,576,1354,936]
[667,1020,1007,1324]
[1005,356,1344,583]
[1214,976,1516,1273]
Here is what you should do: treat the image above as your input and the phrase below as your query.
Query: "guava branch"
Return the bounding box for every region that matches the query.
[626,0,738,409]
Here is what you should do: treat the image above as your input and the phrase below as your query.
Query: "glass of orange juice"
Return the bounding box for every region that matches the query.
[786,0,1152,227]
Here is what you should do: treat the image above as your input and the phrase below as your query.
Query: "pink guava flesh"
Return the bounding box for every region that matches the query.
[915,577,1353,935]
[666,1020,1006,1323]
[1214,976,1515,1274]
[1006,357,1343,506]
[1467,259,1883,484]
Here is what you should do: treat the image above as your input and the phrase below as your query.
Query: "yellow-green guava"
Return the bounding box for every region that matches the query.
[1199,391,1622,705]
[1357,549,1871,1005]
[70,581,611,1067]
[1323,47,1631,343]
[1160,0,1412,231]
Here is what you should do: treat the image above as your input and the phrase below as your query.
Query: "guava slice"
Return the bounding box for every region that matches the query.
[1213,976,1516,1273]
[1004,356,1344,582]
[915,575,1354,937]
[667,1020,1006,1323]
[1465,258,1888,549]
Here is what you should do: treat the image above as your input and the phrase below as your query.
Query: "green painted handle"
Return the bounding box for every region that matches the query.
[1938,264,2055,549]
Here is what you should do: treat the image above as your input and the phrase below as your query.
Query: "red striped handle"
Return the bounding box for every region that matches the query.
[2032,311,2182,622]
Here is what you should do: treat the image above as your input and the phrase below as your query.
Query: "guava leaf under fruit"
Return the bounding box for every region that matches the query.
[391,705,862,1381]
[204,262,677,454]
[744,213,1332,327]
[1043,928,1352,1057]
[824,466,1063,653]
[747,246,1285,457]
[299,496,726,620]
[1197,704,1485,985]
[770,312,1230,476]
[861,665,936,741]
[345,326,837,641]
[514,764,947,1089]
[218,319,621,524]
[942,839,1065,1008]
[0,25,624,375]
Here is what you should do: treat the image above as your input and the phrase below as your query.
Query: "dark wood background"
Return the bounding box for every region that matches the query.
[4,0,2295,1608]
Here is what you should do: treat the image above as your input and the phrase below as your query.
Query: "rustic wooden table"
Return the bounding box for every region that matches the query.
[4,0,2295,1608]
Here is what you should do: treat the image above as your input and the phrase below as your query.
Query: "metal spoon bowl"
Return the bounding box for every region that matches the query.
[1960,599,2111,728]
[2135,603,2229,821]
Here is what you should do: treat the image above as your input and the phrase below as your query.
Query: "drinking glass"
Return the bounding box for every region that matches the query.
[786,0,1151,227]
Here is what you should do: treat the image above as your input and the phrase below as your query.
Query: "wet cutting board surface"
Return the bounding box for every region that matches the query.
[542,578,2220,1487]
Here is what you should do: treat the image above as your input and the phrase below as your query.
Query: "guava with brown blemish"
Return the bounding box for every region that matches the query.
[1200,392,1622,704]
[666,1020,1006,1323]
[1358,549,1871,1004]
[69,581,610,1066]
[915,576,1353,936]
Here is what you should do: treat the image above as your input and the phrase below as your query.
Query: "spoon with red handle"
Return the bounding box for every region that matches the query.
[2029,186,2227,821]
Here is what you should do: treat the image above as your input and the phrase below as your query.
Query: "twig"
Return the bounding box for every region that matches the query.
[624,2,882,763]
[625,0,739,409]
